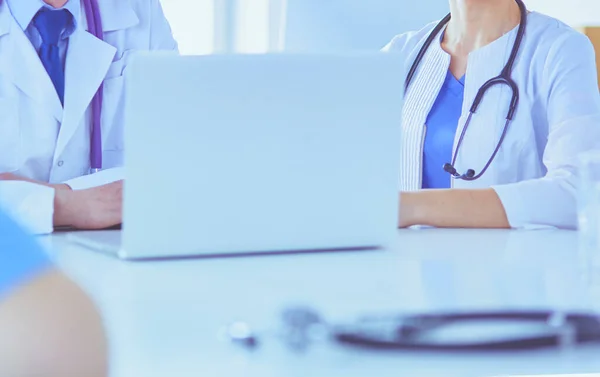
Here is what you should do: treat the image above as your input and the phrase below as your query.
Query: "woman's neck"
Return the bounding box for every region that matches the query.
[445,0,521,56]
[44,0,69,8]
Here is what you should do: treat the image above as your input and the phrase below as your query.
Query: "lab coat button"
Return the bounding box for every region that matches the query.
[57,160,64,167]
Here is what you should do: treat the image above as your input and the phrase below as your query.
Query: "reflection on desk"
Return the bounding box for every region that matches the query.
[41,229,600,377]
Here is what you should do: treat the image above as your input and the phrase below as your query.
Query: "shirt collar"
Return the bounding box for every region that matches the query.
[6,0,81,35]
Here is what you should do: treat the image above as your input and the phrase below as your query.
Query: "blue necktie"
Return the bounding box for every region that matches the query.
[33,9,71,105]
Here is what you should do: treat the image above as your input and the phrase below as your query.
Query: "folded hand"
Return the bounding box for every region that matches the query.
[53,181,123,229]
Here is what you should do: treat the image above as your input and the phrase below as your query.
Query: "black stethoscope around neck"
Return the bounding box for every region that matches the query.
[405,0,527,181]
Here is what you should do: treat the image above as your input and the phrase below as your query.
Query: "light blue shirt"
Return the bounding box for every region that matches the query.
[6,0,80,69]
[0,210,50,300]
[422,70,465,189]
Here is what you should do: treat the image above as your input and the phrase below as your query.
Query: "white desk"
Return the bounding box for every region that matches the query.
[44,229,600,377]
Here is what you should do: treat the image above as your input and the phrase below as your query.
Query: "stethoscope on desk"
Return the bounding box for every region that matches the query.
[406,0,527,181]
[0,0,105,174]
[224,307,600,352]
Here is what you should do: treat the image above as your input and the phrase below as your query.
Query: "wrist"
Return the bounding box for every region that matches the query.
[399,191,422,228]
[52,183,73,191]
[53,189,75,227]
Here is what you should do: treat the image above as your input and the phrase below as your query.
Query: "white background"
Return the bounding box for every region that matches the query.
[525,0,600,27]
[159,0,599,55]
[160,0,215,55]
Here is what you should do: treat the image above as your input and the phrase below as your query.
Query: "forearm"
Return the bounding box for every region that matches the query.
[399,188,510,229]
[53,188,74,227]
[53,181,123,230]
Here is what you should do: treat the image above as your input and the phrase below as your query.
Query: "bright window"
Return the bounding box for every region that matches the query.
[160,0,215,55]
[525,0,600,26]
[159,0,600,55]
[160,0,286,54]
[234,0,270,53]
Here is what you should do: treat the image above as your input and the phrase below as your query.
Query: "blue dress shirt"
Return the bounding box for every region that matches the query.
[0,210,50,300]
[6,0,80,70]
[422,70,465,189]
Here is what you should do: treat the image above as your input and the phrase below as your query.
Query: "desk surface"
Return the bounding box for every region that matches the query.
[44,229,600,377]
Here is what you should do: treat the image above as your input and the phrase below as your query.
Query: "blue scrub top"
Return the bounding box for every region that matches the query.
[422,70,465,189]
[0,210,51,300]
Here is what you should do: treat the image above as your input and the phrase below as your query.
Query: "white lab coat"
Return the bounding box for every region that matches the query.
[0,0,178,234]
[385,12,600,229]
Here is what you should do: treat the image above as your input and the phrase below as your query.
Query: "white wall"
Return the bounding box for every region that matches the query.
[158,0,600,55]
[160,0,281,54]
[283,0,449,52]
[160,0,215,55]
[525,0,600,27]
[159,0,450,54]
[234,0,270,52]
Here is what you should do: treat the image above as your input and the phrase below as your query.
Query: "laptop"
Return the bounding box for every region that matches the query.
[68,53,404,260]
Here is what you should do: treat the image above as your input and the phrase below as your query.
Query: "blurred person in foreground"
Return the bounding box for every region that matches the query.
[0,209,106,377]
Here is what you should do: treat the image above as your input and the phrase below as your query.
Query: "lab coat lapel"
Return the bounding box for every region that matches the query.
[98,0,140,33]
[56,27,115,160]
[400,33,450,191]
[0,3,63,122]
[55,0,139,161]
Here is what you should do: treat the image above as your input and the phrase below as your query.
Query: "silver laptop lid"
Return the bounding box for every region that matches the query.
[123,53,404,258]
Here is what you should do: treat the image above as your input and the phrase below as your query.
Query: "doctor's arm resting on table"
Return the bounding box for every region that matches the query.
[0,173,124,233]
[0,211,107,377]
[0,0,178,234]
[388,0,600,229]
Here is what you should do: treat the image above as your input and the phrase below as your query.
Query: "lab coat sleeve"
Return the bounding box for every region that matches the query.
[381,35,406,52]
[64,167,124,190]
[0,182,55,235]
[150,0,179,52]
[492,32,600,230]
[381,22,439,54]
[381,32,417,53]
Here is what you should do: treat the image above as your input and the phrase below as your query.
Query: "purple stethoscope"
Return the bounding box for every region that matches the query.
[83,0,104,174]
[0,0,104,173]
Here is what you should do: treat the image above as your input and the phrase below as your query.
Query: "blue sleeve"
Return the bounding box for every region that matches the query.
[0,210,51,300]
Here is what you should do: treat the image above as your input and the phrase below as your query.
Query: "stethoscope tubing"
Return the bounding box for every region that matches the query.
[405,0,528,181]
[226,310,600,352]
[333,311,600,351]
[82,0,104,173]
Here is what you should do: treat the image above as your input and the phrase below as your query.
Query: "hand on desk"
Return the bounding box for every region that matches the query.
[53,181,123,229]
[398,189,510,229]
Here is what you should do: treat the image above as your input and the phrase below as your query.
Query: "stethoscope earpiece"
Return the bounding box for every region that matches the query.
[443,163,458,176]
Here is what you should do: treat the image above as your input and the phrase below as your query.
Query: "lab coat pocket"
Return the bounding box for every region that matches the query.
[105,50,132,80]
[101,51,133,151]
[0,98,21,172]
[102,75,126,151]
[102,149,123,169]
[105,59,126,80]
